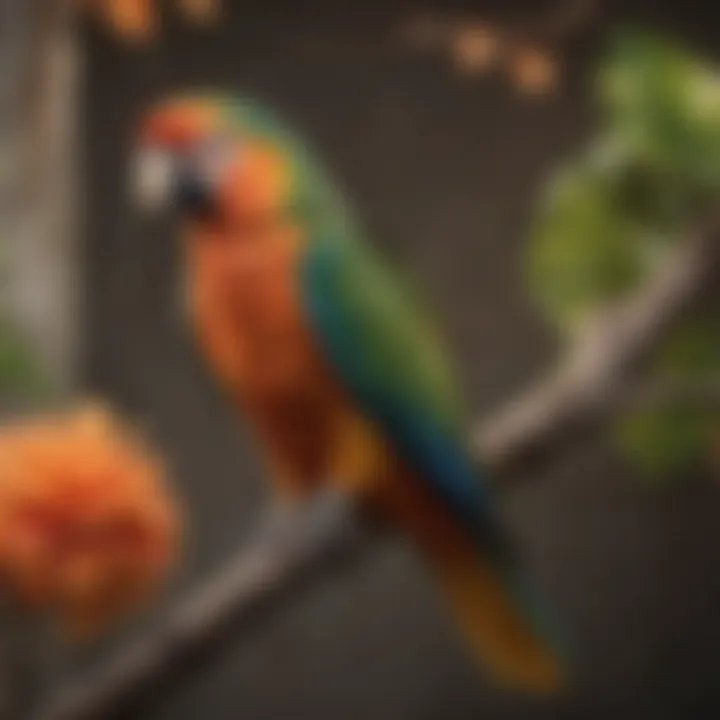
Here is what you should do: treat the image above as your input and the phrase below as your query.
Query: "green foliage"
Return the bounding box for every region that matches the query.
[528,148,645,331]
[0,246,49,404]
[612,319,720,478]
[614,406,718,478]
[0,321,49,403]
[528,30,720,477]
[655,319,720,377]
[528,30,720,334]
[600,31,720,190]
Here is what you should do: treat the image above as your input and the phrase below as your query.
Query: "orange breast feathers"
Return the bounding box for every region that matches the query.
[184,142,394,497]
[188,222,307,395]
[186,220,358,491]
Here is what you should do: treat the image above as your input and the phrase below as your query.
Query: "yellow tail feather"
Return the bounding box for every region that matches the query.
[374,468,564,692]
[426,536,563,693]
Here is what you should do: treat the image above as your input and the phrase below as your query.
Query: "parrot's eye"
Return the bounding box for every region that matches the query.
[131,133,242,220]
[173,135,239,219]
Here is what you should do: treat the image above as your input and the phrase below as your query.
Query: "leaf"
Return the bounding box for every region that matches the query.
[614,405,719,478]
[612,315,720,477]
[528,29,720,477]
[527,157,645,331]
[0,324,50,402]
[527,31,720,334]
[655,318,720,379]
[600,29,720,192]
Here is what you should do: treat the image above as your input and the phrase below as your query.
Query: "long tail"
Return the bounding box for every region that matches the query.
[380,473,565,693]
[425,525,564,692]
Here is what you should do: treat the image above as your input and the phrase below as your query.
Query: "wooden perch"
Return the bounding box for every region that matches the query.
[34,220,719,719]
[474,223,719,471]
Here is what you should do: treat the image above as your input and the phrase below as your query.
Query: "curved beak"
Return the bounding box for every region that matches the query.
[130,148,175,212]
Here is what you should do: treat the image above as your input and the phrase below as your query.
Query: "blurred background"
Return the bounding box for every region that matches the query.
[4,0,720,718]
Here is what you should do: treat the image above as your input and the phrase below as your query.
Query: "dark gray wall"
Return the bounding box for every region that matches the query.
[84,1,720,718]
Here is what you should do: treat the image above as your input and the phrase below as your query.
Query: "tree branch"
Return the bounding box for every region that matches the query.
[521,0,601,45]
[400,0,601,52]
[474,224,719,471]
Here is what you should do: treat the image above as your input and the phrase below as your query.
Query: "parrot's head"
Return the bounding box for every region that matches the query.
[132,94,295,231]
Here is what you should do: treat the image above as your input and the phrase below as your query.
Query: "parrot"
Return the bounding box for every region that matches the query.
[132,93,565,692]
